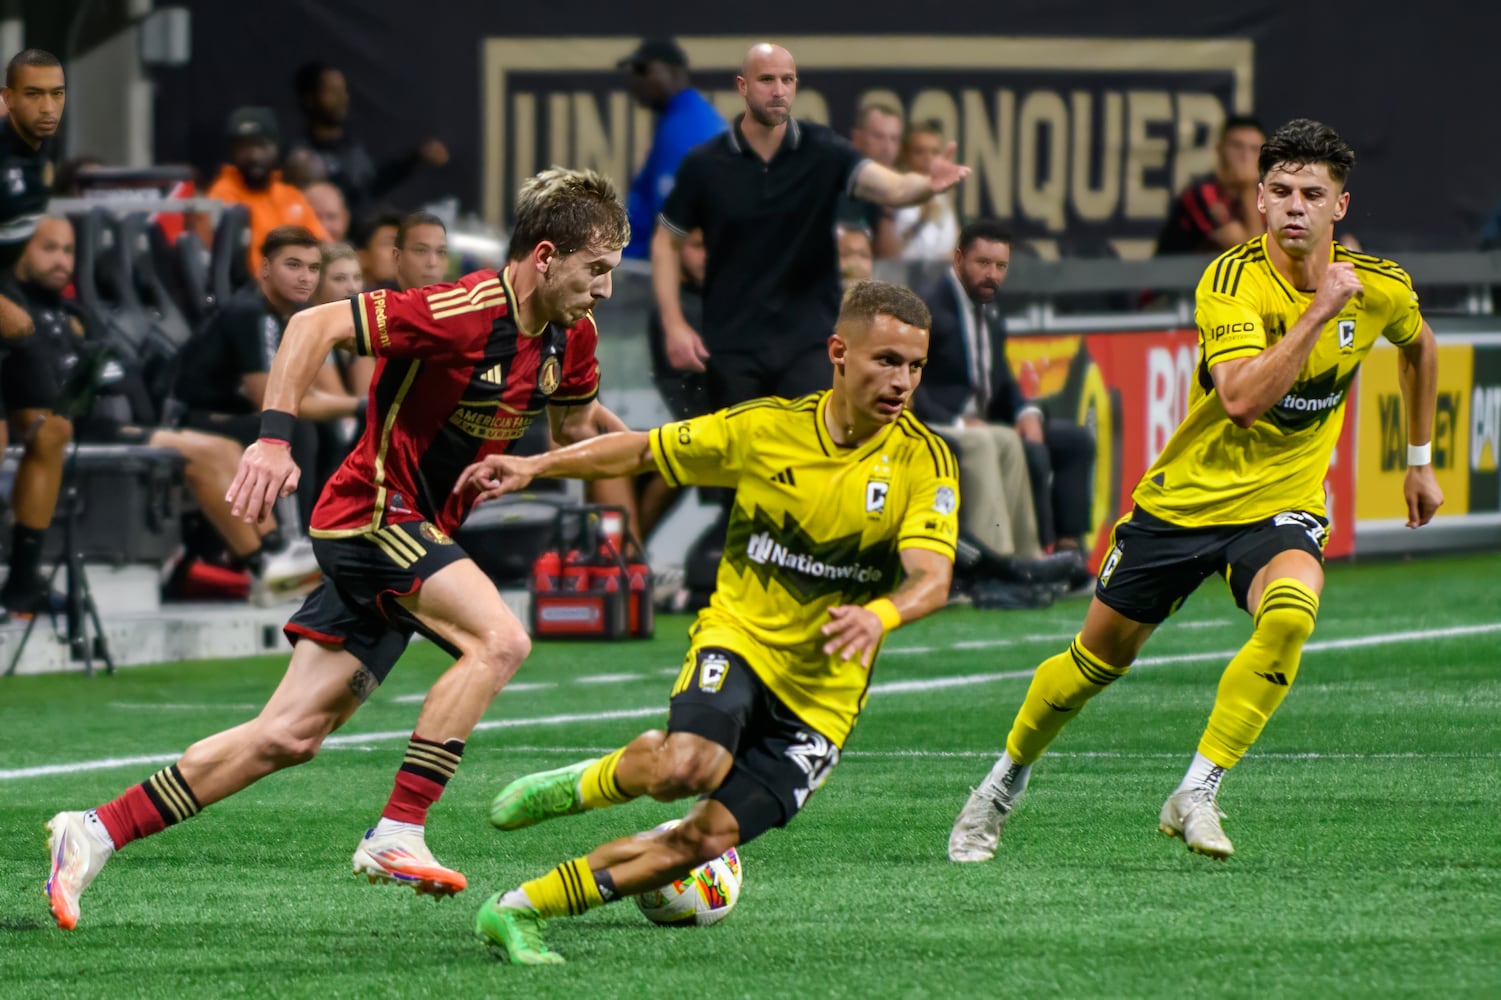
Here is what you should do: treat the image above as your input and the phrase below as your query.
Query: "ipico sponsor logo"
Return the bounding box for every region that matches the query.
[744,532,885,584]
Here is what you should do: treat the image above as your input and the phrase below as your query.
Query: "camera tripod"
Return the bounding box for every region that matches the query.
[5,438,114,676]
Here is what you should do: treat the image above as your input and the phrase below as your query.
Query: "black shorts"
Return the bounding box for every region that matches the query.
[1094,506,1329,624]
[284,520,469,683]
[668,646,841,844]
[0,332,62,412]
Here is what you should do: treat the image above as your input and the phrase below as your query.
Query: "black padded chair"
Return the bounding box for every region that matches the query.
[209,203,251,304]
[123,213,194,351]
[174,230,213,323]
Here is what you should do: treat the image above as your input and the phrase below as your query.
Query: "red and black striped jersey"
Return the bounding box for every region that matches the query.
[310,267,600,538]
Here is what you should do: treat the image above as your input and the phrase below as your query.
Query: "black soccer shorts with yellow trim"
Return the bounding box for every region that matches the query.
[285,520,467,683]
[667,645,842,845]
[1093,506,1328,624]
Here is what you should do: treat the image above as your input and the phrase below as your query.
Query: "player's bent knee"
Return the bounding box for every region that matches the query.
[1255,579,1320,650]
[33,415,72,455]
[649,756,722,801]
[664,817,739,866]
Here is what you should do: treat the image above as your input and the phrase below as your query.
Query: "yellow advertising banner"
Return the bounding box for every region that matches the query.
[1356,342,1472,520]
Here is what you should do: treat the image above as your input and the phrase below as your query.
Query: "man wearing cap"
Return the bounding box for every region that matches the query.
[619,38,726,260]
[208,107,329,273]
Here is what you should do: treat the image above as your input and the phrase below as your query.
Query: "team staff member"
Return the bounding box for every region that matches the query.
[652,42,970,409]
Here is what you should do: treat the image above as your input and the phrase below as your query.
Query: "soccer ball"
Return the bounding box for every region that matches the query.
[633,821,743,927]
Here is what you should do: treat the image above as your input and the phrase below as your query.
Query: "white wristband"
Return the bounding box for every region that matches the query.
[1406,442,1432,467]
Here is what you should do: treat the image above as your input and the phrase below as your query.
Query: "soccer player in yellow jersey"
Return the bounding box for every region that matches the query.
[454,281,958,964]
[949,119,1445,863]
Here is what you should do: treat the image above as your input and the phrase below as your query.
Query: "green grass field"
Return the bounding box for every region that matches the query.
[2,553,1499,999]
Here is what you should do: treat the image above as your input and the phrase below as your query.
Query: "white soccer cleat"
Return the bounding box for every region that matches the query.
[352,826,467,897]
[1159,788,1235,859]
[252,538,322,607]
[948,785,1019,863]
[45,811,114,930]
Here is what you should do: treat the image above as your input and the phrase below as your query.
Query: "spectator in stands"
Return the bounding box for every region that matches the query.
[304,181,350,242]
[0,48,66,343]
[654,43,968,410]
[173,226,361,525]
[915,220,1095,576]
[207,107,329,274]
[618,38,727,260]
[351,209,401,291]
[315,242,362,305]
[14,217,318,604]
[0,214,72,617]
[891,120,960,261]
[393,211,449,290]
[289,62,448,220]
[836,222,874,289]
[1155,115,1266,255]
[838,103,903,257]
[281,147,327,189]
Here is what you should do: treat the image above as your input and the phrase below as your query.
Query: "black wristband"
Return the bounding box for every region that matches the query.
[260,409,296,442]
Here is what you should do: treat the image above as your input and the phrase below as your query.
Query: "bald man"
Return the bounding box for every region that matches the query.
[303,181,349,243]
[652,42,971,410]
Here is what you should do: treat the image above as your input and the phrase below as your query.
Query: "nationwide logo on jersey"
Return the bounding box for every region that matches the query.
[726,504,899,604]
[539,355,561,395]
[1338,320,1356,351]
[1268,366,1359,433]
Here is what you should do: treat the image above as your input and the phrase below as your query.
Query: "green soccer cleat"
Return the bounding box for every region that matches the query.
[475,893,565,965]
[489,759,594,831]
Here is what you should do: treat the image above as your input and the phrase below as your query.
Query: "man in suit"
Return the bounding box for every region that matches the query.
[915,219,1096,570]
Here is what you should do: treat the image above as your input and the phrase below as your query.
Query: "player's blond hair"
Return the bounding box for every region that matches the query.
[509,167,630,260]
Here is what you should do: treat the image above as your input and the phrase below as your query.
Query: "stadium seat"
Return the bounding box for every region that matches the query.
[174,230,214,323]
[209,204,251,304]
[124,213,194,350]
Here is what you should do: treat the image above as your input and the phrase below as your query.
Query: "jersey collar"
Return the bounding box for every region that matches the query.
[813,389,897,459]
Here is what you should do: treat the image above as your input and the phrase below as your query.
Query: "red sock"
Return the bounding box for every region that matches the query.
[96,764,201,849]
[381,735,464,825]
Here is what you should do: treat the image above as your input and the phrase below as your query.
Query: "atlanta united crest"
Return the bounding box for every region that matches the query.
[420,522,453,545]
[539,355,561,395]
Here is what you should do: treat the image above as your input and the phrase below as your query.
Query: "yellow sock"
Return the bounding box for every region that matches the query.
[579,748,634,810]
[1199,578,1320,767]
[520,857,605,918]
[1005,636,1129,765]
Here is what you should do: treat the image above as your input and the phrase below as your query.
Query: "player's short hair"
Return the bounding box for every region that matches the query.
[508,167,629,260]
[395,211,446,249]
[957,219,1012,254]
[839,280,931,332]
[1259,118,1355,186]
[262,225,322,262]
[855,102,902,129]
[1222,114,1265,138]
[5,48,62,88]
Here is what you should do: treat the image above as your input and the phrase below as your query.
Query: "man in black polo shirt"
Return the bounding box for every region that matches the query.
[0,49,67,617]
[651,42,970,409]
[174,225,362,525]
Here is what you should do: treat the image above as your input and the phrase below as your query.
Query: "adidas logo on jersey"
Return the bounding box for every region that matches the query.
[770,467,797,486]
[478,363,504,385]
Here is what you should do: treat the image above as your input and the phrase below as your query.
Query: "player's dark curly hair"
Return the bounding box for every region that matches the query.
[1259,118,1355,186]
[508,167,630,260]
[839,280,932,332]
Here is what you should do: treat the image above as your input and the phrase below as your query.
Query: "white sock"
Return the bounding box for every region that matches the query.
[83,809,117,854]
[372,817,424,838]
[499,887,536,911]
[1176,751,1228,796]
[980,751,1031,806]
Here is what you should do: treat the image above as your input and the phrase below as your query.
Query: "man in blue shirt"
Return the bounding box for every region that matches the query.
[619,39,726,259]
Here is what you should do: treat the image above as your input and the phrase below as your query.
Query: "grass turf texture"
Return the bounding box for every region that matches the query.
[1,553,1498,998]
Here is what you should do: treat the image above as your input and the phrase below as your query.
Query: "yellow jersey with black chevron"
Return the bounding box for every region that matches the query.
[653,391,959,746]
[1133,236,1423,528]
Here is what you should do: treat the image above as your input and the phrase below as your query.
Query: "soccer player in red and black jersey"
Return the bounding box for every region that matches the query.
[43,168,632,930]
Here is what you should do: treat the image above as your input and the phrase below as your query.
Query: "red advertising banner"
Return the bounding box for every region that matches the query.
[1007,327,1358,568]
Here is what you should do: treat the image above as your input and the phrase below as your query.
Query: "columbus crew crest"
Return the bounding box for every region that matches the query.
[539,355,561,395]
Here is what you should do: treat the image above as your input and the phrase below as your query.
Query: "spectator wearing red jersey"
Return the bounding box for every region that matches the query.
[1155,116,1266,256]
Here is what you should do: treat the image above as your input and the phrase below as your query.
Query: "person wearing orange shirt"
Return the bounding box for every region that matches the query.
[207,107,328,273]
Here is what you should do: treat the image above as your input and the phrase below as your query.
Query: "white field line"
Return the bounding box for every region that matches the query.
[4,621,1497,782]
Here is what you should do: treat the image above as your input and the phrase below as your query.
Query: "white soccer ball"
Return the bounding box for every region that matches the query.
[633,821,743,927]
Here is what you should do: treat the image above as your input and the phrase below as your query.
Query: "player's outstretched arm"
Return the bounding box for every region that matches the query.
[1398,321,1444,528]
[821,548,954,668]
[455,430,657,503]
